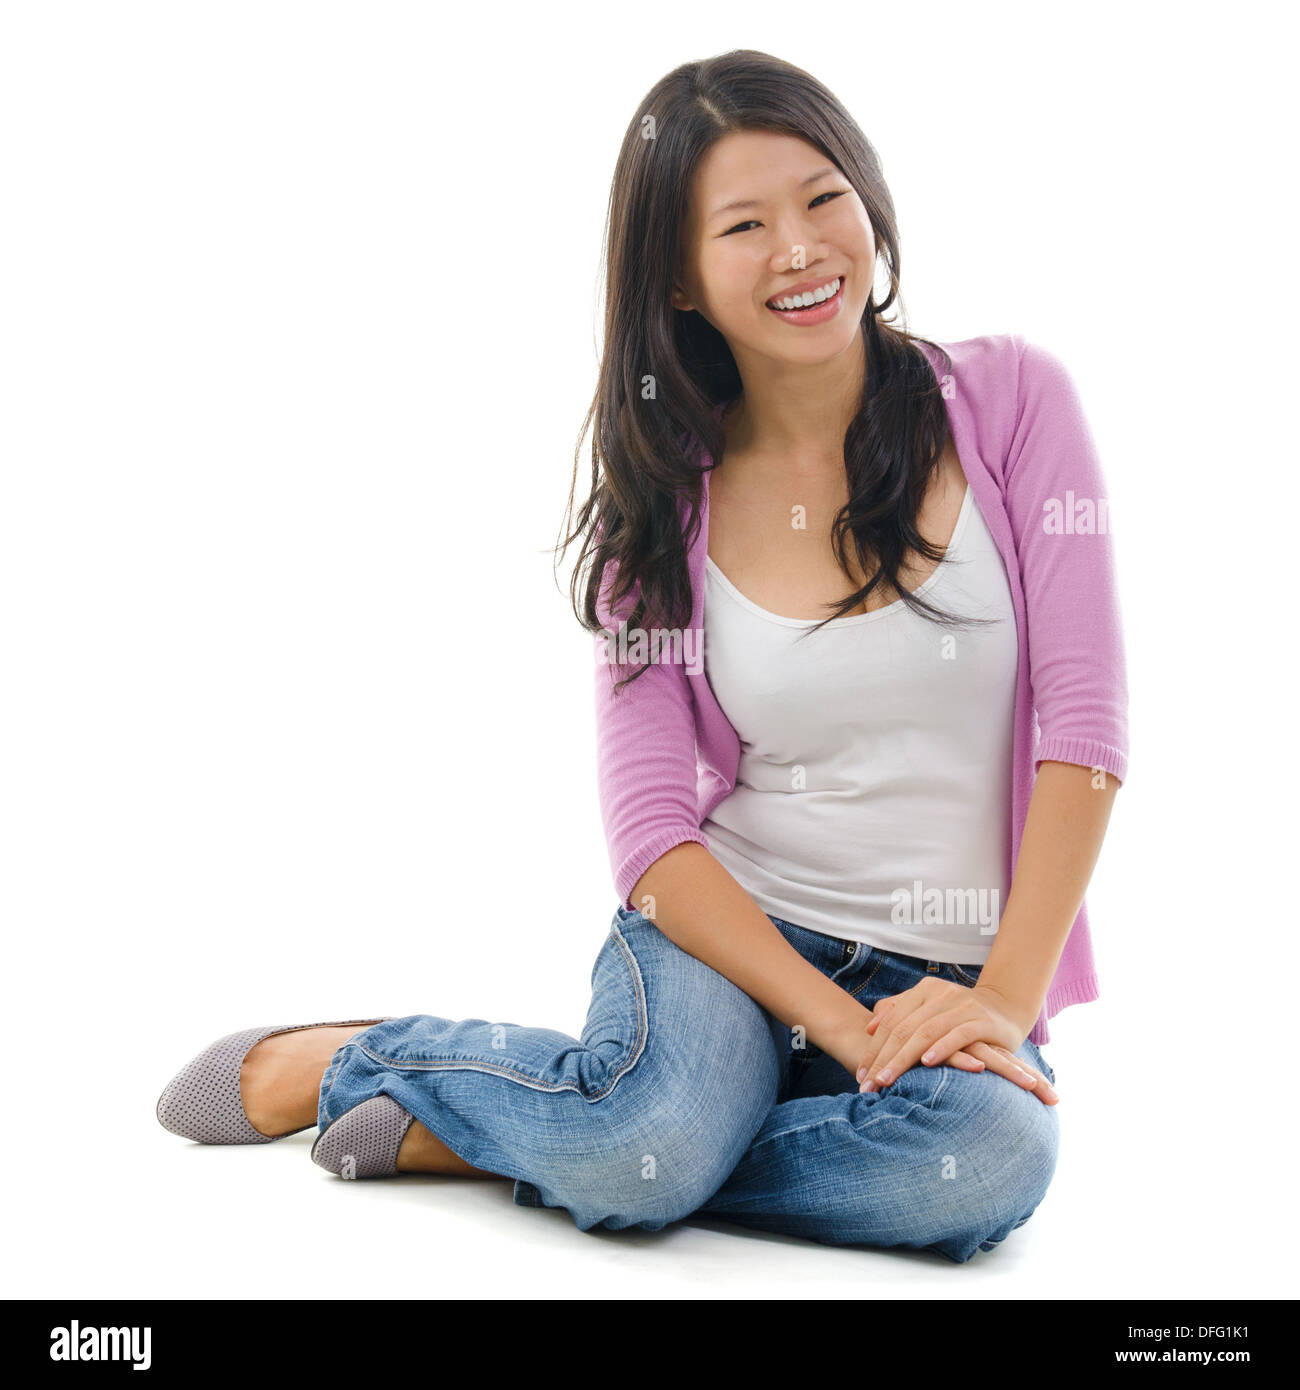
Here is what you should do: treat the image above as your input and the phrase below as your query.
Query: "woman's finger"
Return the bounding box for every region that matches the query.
[865,1010,980,1088]
[949,1048,987,1073]
[860,1042,987,1091]
[963,1041,1058,1105]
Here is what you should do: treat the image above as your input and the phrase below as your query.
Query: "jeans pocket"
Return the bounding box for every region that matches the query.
[947,960,984,987]
[770,917,860,980]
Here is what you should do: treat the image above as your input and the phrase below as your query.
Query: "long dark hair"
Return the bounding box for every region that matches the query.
[555,48,982,691]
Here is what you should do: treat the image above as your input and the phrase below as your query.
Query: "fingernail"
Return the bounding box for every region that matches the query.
[856,1066,868,1082]
[876,1069,892,1085]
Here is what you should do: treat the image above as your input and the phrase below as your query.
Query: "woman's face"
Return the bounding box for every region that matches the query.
[672,130,877,369]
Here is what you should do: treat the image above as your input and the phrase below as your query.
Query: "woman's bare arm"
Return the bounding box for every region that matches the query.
[975,760,1121,1036]
[632,842,1054,1098]
[630,841,874,1076]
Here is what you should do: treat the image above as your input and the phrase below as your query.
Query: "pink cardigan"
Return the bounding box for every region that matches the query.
[592,333,1130,1044]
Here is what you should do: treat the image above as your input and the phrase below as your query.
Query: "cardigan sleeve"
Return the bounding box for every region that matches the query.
[592,560,710,912]
[1003,337,1130,785]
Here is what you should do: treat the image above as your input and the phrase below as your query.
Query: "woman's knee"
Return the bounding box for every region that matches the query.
[595,1108,752,1226]
[828,1068,1060,1258]
[573,1020,778,1227]
[547,919,782,1229]
[921,1075,1060,1256]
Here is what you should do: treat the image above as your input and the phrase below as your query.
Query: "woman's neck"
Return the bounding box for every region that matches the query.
[723,335,866,480]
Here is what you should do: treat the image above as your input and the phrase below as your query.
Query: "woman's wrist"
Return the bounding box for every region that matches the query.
[814,995,875,1076]
[972,975,1041,1041]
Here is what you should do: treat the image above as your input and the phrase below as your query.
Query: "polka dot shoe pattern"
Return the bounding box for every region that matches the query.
[311,1094,415,1178]
[155,1019,393,1145]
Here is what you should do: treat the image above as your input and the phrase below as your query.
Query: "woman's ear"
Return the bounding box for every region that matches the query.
[670,282,696,313]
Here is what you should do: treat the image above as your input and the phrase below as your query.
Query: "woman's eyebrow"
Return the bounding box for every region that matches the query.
[707,166,839,221]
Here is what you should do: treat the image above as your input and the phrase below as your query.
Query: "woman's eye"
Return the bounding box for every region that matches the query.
[721,191,847,235]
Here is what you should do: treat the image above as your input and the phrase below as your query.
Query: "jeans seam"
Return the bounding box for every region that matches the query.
[847,953,887,997]
[1024,1042,1055,1087]
[345,922,650,1103]
[323,1057,340,1101]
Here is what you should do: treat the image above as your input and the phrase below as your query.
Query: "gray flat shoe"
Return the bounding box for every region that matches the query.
[311,1094,414,1177]
[156,1018,393,1145]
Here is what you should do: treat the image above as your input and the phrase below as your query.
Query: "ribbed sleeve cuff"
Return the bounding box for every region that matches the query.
[1035,735,1127,786]
[1029,970,1101,1045]
[616,827,711,912]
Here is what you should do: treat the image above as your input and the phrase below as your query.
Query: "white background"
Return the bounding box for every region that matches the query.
[3,0,1295,1300]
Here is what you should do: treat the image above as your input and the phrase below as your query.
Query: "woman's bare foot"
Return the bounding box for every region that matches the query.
[240,1024,372,1138]
[396,1120,504,1179]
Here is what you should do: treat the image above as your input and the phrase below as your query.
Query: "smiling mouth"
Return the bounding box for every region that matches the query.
[765,275,845,313]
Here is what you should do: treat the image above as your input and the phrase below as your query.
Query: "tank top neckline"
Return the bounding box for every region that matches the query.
[704,483,974,629]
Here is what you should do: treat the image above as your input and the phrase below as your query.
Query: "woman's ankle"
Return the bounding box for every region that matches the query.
[395,1120,503,1179]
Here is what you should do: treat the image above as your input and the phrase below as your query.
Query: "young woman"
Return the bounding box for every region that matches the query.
[156,49,1128,1263]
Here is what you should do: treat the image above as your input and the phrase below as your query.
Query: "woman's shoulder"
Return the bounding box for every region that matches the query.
[917,330,1023,382]
[921,332,1086,437]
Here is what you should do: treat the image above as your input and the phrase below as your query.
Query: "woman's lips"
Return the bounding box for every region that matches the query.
[764,275,846,325]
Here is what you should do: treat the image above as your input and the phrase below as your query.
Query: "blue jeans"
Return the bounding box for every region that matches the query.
[318,905,1059,1263]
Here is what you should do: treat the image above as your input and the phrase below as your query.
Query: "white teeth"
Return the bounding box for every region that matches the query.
[768,277,840,311]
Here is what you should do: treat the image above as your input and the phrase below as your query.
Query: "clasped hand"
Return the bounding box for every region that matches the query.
[855,977,1058,1105]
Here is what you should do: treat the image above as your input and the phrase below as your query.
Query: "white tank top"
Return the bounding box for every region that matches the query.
[701,484,1018,964]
